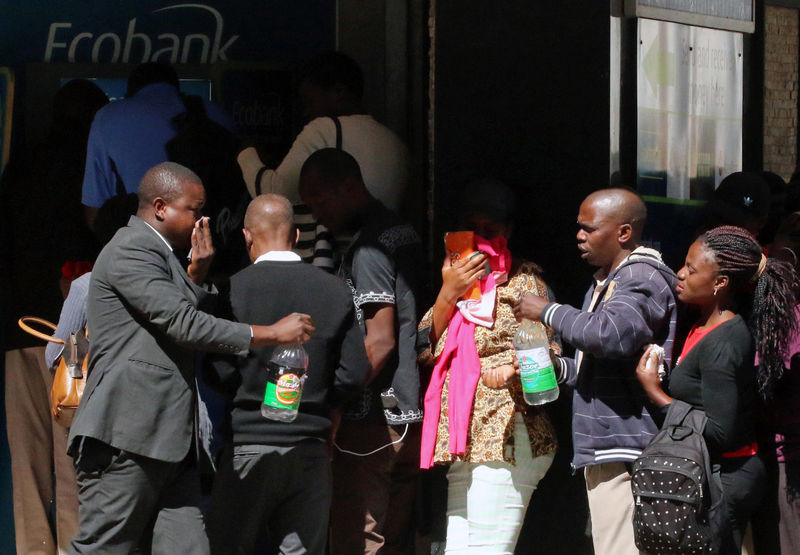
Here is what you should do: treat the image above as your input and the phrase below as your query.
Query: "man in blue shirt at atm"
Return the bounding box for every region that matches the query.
[81,62,234,229]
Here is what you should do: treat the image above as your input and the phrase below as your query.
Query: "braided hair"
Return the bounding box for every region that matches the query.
[700,225,799,400]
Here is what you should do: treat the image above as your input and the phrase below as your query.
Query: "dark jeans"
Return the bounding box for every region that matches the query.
[207,441,331,555]
[718,454,766,555]
[69,437,208,555]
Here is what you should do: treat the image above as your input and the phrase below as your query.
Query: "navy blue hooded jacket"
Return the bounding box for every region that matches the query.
[541,247,678,469]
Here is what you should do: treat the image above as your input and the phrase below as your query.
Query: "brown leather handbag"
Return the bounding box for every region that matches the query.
[18,316,88,427]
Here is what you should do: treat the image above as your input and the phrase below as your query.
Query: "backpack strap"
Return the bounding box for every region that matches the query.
[663,399,694,428]
[330,116,342,149]
[682,406,709,434]
[664,400,709,441]
[680,404,722,513]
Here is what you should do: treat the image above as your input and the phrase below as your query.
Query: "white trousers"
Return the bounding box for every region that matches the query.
[445,414,555,554]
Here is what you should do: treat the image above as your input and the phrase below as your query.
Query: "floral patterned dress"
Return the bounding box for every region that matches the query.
[419,260,559,465]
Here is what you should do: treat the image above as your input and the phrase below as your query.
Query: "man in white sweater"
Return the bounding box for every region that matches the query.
[237,51,409,270]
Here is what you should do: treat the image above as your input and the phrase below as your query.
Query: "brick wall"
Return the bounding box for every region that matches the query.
[764,5,799,181]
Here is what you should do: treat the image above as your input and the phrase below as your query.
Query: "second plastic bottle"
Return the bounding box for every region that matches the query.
[514,319,559,405]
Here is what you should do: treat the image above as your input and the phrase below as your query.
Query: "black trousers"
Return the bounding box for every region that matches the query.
[207,441,332,555]
[69,437,208,554]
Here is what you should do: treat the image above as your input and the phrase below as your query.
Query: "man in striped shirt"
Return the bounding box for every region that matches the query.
[514,188,678,555]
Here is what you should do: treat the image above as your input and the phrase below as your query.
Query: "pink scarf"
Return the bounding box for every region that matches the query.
[420,235,511,469]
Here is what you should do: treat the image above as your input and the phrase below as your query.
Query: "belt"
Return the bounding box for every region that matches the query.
[722,442,758,458]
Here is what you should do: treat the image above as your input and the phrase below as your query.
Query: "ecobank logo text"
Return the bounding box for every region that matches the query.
[44,3,239,63]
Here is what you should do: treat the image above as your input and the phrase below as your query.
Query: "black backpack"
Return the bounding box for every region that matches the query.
[166,95,250,277]
[631,400,724,553]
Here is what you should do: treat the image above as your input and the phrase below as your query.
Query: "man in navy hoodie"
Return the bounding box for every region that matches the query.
[514,188,678,555]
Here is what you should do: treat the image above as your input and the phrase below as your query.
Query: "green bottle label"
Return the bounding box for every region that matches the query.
[263,374,302,410]
[517,348,558,393]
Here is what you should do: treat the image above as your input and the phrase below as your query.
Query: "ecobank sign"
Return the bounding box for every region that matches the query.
[44,4,238,64]
[0,1,333,66]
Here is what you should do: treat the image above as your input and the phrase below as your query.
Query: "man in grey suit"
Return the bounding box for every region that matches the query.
[67,162,315,554]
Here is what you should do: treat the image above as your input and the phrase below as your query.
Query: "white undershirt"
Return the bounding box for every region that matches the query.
[142,221,173,251]
[254,250,302,264]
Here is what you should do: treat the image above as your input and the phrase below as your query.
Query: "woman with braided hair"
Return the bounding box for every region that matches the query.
[751,213,800,554]
[636,225,798,554]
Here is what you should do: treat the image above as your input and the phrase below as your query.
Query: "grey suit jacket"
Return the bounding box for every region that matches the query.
[68,216,251,462]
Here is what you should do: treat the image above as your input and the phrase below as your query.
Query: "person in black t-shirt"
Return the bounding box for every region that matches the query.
[299,148,426,555]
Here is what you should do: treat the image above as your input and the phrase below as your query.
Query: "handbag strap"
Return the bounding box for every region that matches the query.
[255,165,268,196]
[18,316,64,344]
[330,116,342,149]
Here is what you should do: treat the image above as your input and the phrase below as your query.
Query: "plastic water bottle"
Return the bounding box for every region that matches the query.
[261,343,309,422]
[514,319,559,405]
